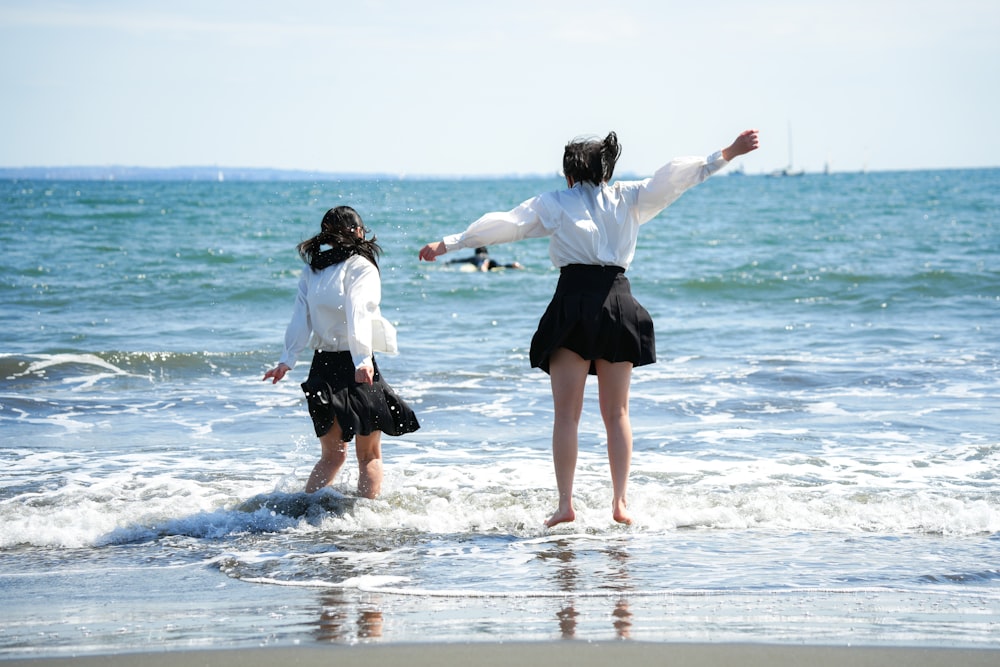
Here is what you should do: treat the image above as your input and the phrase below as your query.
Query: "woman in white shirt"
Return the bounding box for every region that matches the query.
[265,206,419,498]
[419,129,759,527]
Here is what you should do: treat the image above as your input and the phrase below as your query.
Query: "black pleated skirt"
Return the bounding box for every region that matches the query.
[300,351,420,440]
[529,264,656,375]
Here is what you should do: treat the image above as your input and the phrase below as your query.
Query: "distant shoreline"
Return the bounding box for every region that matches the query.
[0,165,993,182]
[0,166,560,182]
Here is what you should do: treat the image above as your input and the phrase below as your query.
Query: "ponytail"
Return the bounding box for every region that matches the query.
[562,131,622,186]
[600,131,622,182]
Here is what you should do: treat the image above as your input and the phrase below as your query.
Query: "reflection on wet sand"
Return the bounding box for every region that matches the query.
[556,604,580,638]
[311,537,637,642]
[316,591,384,643]
[539,539,633,639]
[612,598,633,639]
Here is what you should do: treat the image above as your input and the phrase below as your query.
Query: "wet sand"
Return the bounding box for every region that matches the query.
[4,641,999,667]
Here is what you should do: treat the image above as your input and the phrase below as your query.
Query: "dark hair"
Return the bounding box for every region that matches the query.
[562,131,622,186]
[297,206,382,272]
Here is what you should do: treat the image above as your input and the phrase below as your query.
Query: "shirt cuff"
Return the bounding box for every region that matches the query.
[706,150,728,175]
[443,233,466,253]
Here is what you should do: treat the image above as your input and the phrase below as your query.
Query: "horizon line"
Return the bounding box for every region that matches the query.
[1,163,996,182]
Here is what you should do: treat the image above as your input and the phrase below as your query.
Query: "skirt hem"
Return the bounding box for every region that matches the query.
[300,351,420,440]
[529,264,656,375]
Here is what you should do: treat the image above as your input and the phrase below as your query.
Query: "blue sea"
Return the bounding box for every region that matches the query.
[1,169,998,658]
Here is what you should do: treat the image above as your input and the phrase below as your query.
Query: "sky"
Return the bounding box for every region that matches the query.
[1,0,998,176]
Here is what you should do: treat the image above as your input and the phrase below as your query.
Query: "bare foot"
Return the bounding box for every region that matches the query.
[612,499,633,526]
[545,507,576,528]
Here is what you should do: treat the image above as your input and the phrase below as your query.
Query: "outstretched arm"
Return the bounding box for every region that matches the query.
[419,198,551,262]
[722,129,760,161]
[634,130,759,224]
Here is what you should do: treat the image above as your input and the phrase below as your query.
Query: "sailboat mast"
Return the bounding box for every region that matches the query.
[787,122,793,171]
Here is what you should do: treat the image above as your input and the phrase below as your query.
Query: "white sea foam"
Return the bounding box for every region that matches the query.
[3,437,997,551]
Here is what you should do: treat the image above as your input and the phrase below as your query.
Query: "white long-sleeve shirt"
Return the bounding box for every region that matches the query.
[278,254,398,371]
[442,151,728,270]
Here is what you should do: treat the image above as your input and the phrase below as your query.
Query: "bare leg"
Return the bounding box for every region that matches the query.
[595,358,634,525]
[545,347,590,527]
[305,420,348,493]
[354,431,383,499]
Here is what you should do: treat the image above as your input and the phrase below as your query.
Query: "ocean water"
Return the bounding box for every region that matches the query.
[1,169,998,657]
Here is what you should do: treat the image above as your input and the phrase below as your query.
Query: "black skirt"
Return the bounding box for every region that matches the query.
[300,351,420,440]
[529,264,656,375]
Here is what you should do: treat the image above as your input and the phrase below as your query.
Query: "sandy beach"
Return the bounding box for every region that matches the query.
[4,642,999,667]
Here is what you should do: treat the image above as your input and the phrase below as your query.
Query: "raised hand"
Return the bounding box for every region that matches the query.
[722,129,760,161]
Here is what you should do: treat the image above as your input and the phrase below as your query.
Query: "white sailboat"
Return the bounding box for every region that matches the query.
[770,123,804,177]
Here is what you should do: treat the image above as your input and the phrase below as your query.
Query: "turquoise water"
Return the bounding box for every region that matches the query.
[1,170,999,656]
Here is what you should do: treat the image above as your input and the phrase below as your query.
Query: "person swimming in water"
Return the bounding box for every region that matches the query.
[447,246,524,271]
